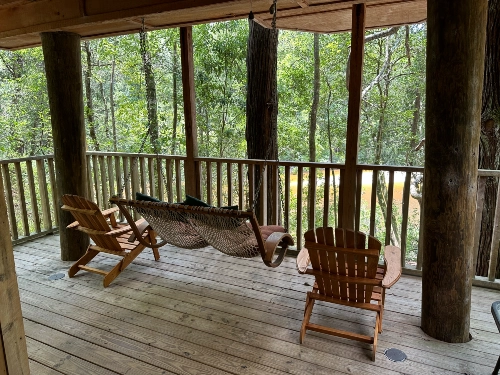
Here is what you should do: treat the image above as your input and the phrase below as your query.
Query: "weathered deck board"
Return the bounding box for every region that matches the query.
[13,235,500,375]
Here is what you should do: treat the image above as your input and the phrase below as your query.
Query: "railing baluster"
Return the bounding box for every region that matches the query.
[131,157,140,220]
[308,166,316,230]
[92,155,101,208]
[369,171,378,237]
[107,156,114,199]
[488,181,500,281]
[338,169,345,228]
[26,160,41,233]
[272,164,279,225]
[87,154,94,201]
[99,155,109,208]
[385,171,395,246]
[36,159,52,230]
[1,164,18,240]
[400,171,412,268]
[248,164,255,210]
[323,167,330,228]
[206,161,212,206]
[148,158,155,197]
[297,166,303,250]
[259,163,267,225]
[217,161,222,207]
[123,157,130,200]
[473,176,487,274]
[156,158,164,201]
[227,162,233,206]
[284,165,290,231]
[238,162,244,210]
[165,159,173,202]
[175,159,182,202]
[47,158,58,226]
[14,162,29,237]
[355,168,363,232]
[140,156,147,194]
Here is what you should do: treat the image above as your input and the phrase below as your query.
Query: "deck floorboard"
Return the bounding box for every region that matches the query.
[13,235,500,375]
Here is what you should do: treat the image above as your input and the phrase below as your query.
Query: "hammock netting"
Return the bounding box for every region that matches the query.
[127,203,264,258]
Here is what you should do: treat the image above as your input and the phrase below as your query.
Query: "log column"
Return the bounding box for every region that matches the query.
[0,168,30,374]
[180,27,201,198]
[422,0,488,342]
[342,4,365,229]
[41,32,89,261]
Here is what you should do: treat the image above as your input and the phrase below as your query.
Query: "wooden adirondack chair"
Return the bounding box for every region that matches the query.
[296,227,402,361]
[62,194,161,287]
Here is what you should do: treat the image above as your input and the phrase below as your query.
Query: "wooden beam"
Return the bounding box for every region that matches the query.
[180,26,200,198]
[421,0,488,343]
[41,32,89,261]
[342,3,365,230]
[0,161,30,374]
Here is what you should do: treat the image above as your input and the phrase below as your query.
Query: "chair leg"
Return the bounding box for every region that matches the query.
[68,246,99,278]
[300,296,315,344]
[149,230,161,261]
[372,311,381,362]
[493,354,500,375]
[103,244,146,287]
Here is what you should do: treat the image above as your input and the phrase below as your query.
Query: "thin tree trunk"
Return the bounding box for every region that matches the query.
[308,33,320,229]
[478,0,500,277]
[140,31,159,153]
[84,41,99,151]
[99,81,109,137]
[246,19,278,222]
[110,59,117,152]
[171,40,178,155]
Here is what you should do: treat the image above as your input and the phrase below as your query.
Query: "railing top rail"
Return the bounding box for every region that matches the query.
[478,169,500,178]
[357,164,424,173]
[0,155,54,164]
[86,151,187,160]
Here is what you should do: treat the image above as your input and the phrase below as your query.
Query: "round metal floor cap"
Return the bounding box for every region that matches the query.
[48,273,65,281]
[384,348,407,362]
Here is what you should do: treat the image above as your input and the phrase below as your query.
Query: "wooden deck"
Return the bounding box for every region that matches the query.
[12,235,500,375]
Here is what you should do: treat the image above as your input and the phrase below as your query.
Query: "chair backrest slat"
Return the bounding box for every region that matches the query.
[62,195,122,251]
[304,227,382,303]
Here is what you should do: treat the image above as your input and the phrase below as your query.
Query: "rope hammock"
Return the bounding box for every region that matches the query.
[110,197,294,267]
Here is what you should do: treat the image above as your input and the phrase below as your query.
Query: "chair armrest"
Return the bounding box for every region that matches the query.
[296,247,310,274]
[128,219,151,242]
[101,206,119,227]
[382,245,402,288]
[66,220,80,229]
[262,232,294,268]
[101,206,119,217]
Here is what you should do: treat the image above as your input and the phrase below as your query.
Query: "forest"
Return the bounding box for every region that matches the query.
[0,20,428,263]
[0,20,426,164]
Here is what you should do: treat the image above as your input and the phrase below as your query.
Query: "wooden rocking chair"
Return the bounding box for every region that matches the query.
[296,227,402,361]
[62,194,163,287]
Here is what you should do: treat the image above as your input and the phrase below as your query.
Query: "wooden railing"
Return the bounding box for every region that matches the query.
[2,152,499,288]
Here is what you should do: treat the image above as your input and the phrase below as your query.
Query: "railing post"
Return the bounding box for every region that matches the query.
[342,4,365,230]
[180,26,200,198]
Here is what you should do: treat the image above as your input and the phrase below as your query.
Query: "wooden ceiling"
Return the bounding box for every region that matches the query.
[0,0,426,50]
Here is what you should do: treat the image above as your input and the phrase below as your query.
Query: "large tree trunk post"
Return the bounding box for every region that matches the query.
[0,172,30,374]
[41,32,89,261]
[180,27,200,198]
[422,0,488,342]
[342,4,365,230]
[246,19,278,223]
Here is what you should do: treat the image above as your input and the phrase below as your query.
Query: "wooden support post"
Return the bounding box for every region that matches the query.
[41,32,89,261]
[342,4,365,230]
[0,167,30,374]
[422,0,488,343]
[180,26,200,198]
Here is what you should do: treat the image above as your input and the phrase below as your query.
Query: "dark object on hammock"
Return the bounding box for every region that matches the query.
[110,196,294,268]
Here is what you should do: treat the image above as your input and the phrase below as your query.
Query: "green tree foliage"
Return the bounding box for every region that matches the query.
[0,21,426,168]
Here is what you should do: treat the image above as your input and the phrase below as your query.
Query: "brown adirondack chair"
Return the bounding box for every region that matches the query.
[62,194,161,287]
[296,227,402,361]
